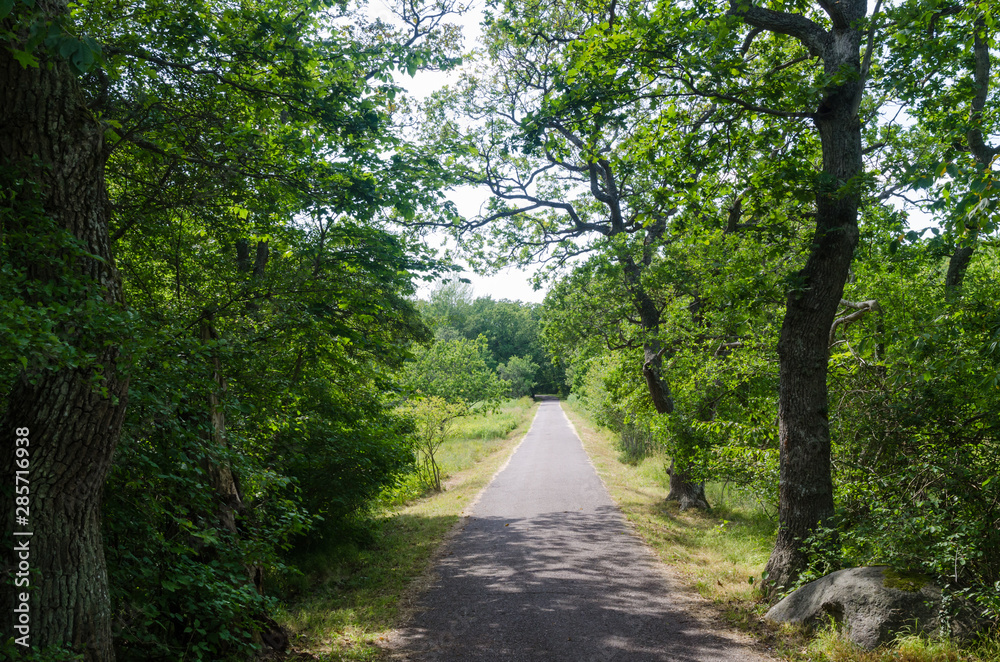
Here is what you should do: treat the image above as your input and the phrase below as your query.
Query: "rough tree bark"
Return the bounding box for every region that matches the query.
[945,18,995,293]
[729,0,866,592]
[626,260,710,510]
[0,11,129,659]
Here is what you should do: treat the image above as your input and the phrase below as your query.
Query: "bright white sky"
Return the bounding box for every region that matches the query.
[374,0,549,304]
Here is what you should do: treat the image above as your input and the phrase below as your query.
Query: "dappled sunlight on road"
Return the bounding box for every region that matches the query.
[386,401,770,662]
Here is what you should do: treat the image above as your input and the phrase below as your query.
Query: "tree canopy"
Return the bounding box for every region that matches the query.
[1,0,999,658]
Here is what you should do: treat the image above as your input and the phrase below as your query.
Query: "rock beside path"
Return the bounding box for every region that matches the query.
[765,566,982,649]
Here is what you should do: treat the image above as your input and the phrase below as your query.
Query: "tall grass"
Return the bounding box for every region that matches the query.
[804,630,999,662]
[381,397,535,505]
[440,399,534,473]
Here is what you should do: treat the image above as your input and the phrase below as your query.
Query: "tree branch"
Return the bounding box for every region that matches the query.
[110,160,178,242]
[715,341,744,356]
[740,27,764,54]
[829,299,880,347]
[727,1,829,56]
[968,19,999,165]
[667,72,817,119]
[817,0,855,30]
[858,0,883,90]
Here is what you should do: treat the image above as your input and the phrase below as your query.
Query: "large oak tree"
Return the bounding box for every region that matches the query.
[2,0,464,656]
[1,0,129,657]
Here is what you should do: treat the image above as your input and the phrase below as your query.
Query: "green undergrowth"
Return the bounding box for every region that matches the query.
[802,629,1000,662]
[562,401,1000,662]
[274,397,538,661]
[564,400,775,600]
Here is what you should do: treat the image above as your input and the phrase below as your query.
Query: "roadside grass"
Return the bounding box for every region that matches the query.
[563,400,1000,662]
[562,400,775,608]
[802,630,1000,662]
[275,397,538,661]
[439,399,537,480]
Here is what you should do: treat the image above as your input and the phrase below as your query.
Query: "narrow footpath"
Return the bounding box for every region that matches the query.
[387,400,770,661]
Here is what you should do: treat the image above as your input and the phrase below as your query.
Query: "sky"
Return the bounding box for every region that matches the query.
[383,0,958,304]
[373,0,550,304]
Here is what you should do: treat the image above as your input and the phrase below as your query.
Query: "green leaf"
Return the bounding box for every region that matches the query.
[58,37,77,59]
[9,48,39,69]
[70,42,96,74]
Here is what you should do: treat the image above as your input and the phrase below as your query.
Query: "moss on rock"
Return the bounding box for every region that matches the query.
[882,568,929,592]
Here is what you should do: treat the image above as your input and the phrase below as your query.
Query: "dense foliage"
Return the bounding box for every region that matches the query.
[2,0,999,658]
[411,0,999,625]
[417,280,565,394]
[2,0,465,658]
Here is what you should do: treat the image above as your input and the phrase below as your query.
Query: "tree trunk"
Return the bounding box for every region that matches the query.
[628,255,712,510]
[640,304,709,510]
[944,244,975,291]
[199,315,244,536]
[944,20,994,295]
[665,460,711,510]
[1,25,128,661]
[763,13,864,592]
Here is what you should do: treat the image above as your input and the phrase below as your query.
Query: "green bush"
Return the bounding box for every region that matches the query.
[105,435,278,661]
[274,397,415,546]
[0,642,84,661]
[497,355,539,398]
[103,343,314,661]
[823,252,1000,625]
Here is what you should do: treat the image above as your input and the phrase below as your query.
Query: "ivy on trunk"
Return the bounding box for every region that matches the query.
[1,5,129,656]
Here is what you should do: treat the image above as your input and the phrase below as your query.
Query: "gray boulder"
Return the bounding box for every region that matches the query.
[765,566,978,650]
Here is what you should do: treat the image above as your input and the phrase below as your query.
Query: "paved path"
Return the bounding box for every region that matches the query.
[387,401,769,661]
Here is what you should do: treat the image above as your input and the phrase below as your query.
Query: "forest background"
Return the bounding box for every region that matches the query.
[1,0,998,660]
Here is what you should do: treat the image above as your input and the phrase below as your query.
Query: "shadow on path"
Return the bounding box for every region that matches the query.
[386,402,766,662]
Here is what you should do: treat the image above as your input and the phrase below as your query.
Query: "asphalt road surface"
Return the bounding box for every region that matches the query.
[387,400,770,661]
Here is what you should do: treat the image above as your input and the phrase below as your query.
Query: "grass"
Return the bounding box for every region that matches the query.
[801,630,1000,662]
[562,400,775,605]
[563,400,1000,662]
[275,397,538,661]
[440,399,537,480]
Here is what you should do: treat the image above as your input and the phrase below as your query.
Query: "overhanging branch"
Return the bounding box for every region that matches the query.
[829,299,880,347]
[727,0,828,56]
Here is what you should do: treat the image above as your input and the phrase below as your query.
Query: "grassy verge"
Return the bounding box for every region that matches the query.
[562,400,999,662]
[276,397,538,661]
[561,400,779,635]
[801,630,1000,662]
